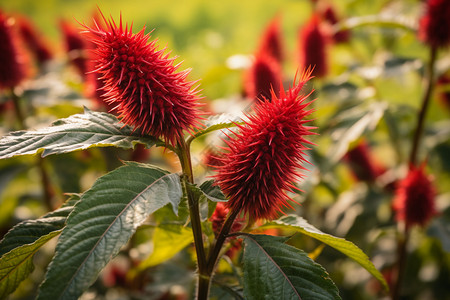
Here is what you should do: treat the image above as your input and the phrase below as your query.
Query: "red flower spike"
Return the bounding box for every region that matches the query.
[18,16,53,65]
[83,12,203,144]
[345,140,385,182]
[321,5,350,43]
[0,11,27,89]
[298,14,328,78]
[244,53,282,102]
[418,0,450,49]
[214,70,316,220]
[257,16,284,63]
[60,19,88,77]
[393,164,436,228]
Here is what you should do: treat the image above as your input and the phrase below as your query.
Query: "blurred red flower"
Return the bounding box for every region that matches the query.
[257,16,284,63]
[393,164,436,228]
[418,0,450,48]
[18,16,53,66]
[60,19,88,77]
[244,53,282,102]
[298,14,329,78]
[345,141,385,183]
[214,70,315,220]
[0,11,27,89]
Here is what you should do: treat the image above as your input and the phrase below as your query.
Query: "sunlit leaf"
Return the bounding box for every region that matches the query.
[137,224,193,271]
[37,162,182,300]
[188,113,244,142]
[261,215,389,291]
[242,234,340,300]
[0,230,61,299]
[0,108,163,159]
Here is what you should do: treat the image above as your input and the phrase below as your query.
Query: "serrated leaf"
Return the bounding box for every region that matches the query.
[137,224,193,271]
[0,198,76,257]
[189,113,244,141]
[37,162,182,300]
[0,230,61,299]
[261,215,389,291]
[242,234,340,300]
[0,109,162,159]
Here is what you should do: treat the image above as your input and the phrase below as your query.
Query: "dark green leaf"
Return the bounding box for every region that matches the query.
[0,108,162,159]
[242,234,340,300]
[261,215,388,291]
[37,162,182,300]
[0,230,61,299]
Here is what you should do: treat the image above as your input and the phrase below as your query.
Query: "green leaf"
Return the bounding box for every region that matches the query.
[0,197,77,257]
[242,234,340,300]
[0,108,162,159]
[0,230,61,299]
[188,113,244,142]
[335,14,416,32]
[261,215,389,291]
[37,162,182,300]
[199,179,227,203]
[137,224,193,271]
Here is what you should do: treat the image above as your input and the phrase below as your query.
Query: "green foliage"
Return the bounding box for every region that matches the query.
[36,162,182,300]
[261,215,389,291]
[242,234,341,300]
[0,231,61,299]
[0,109,162,159]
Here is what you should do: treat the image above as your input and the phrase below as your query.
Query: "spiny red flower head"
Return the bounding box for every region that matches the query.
[210,202,243,236]
[0,10,27,89]
[393,164,436,228]
[345,140,385,182]
[18,16,53,65]
[244,53,282,102]
[257,16,284,63]
[214,70,315,220]
[298,14,328,78]
[60,19,88,77]
[418,0,450,48]
[83,12,203,144]
[321,5,350,43]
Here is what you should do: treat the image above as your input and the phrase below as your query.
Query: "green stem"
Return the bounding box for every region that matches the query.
[176,139,208,299]
[206,208,240,274]
[392,225,410,300]
[10,89,54,210]
[409,47,438,166]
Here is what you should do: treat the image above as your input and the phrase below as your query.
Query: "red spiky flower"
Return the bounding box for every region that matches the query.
[345,140,385,182]
[298,14,328,78]
[418,0,450,49]
[83,12,203,144]
[392,164,436,228]
[0,10,27,89]
[257,16,284,63]
[214,70,315,220]
[244,53,281,102]
[18,16,53,66]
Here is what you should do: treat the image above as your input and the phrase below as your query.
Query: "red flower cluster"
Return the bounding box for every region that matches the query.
[244,53,281,102]
[393,164,436,228]
[0,10,27,89]
[18,16,53,66]
[345,141,385,183]
[244,16,283,102]
[257,16,284,63]
[321,5,350,43]
[84,13,203,144]
[298,14,328,78]
[215,70,315,220]
[60,20,88,77]
[418,0,450,48]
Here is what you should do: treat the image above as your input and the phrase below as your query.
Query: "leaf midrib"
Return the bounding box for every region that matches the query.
[57,171,171,299]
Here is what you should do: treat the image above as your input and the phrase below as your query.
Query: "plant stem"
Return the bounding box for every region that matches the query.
[176,139,208,298]
[206,208,240,274]
[392,225,410,300]
[409,46,437,166]
[10,89,54,210]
